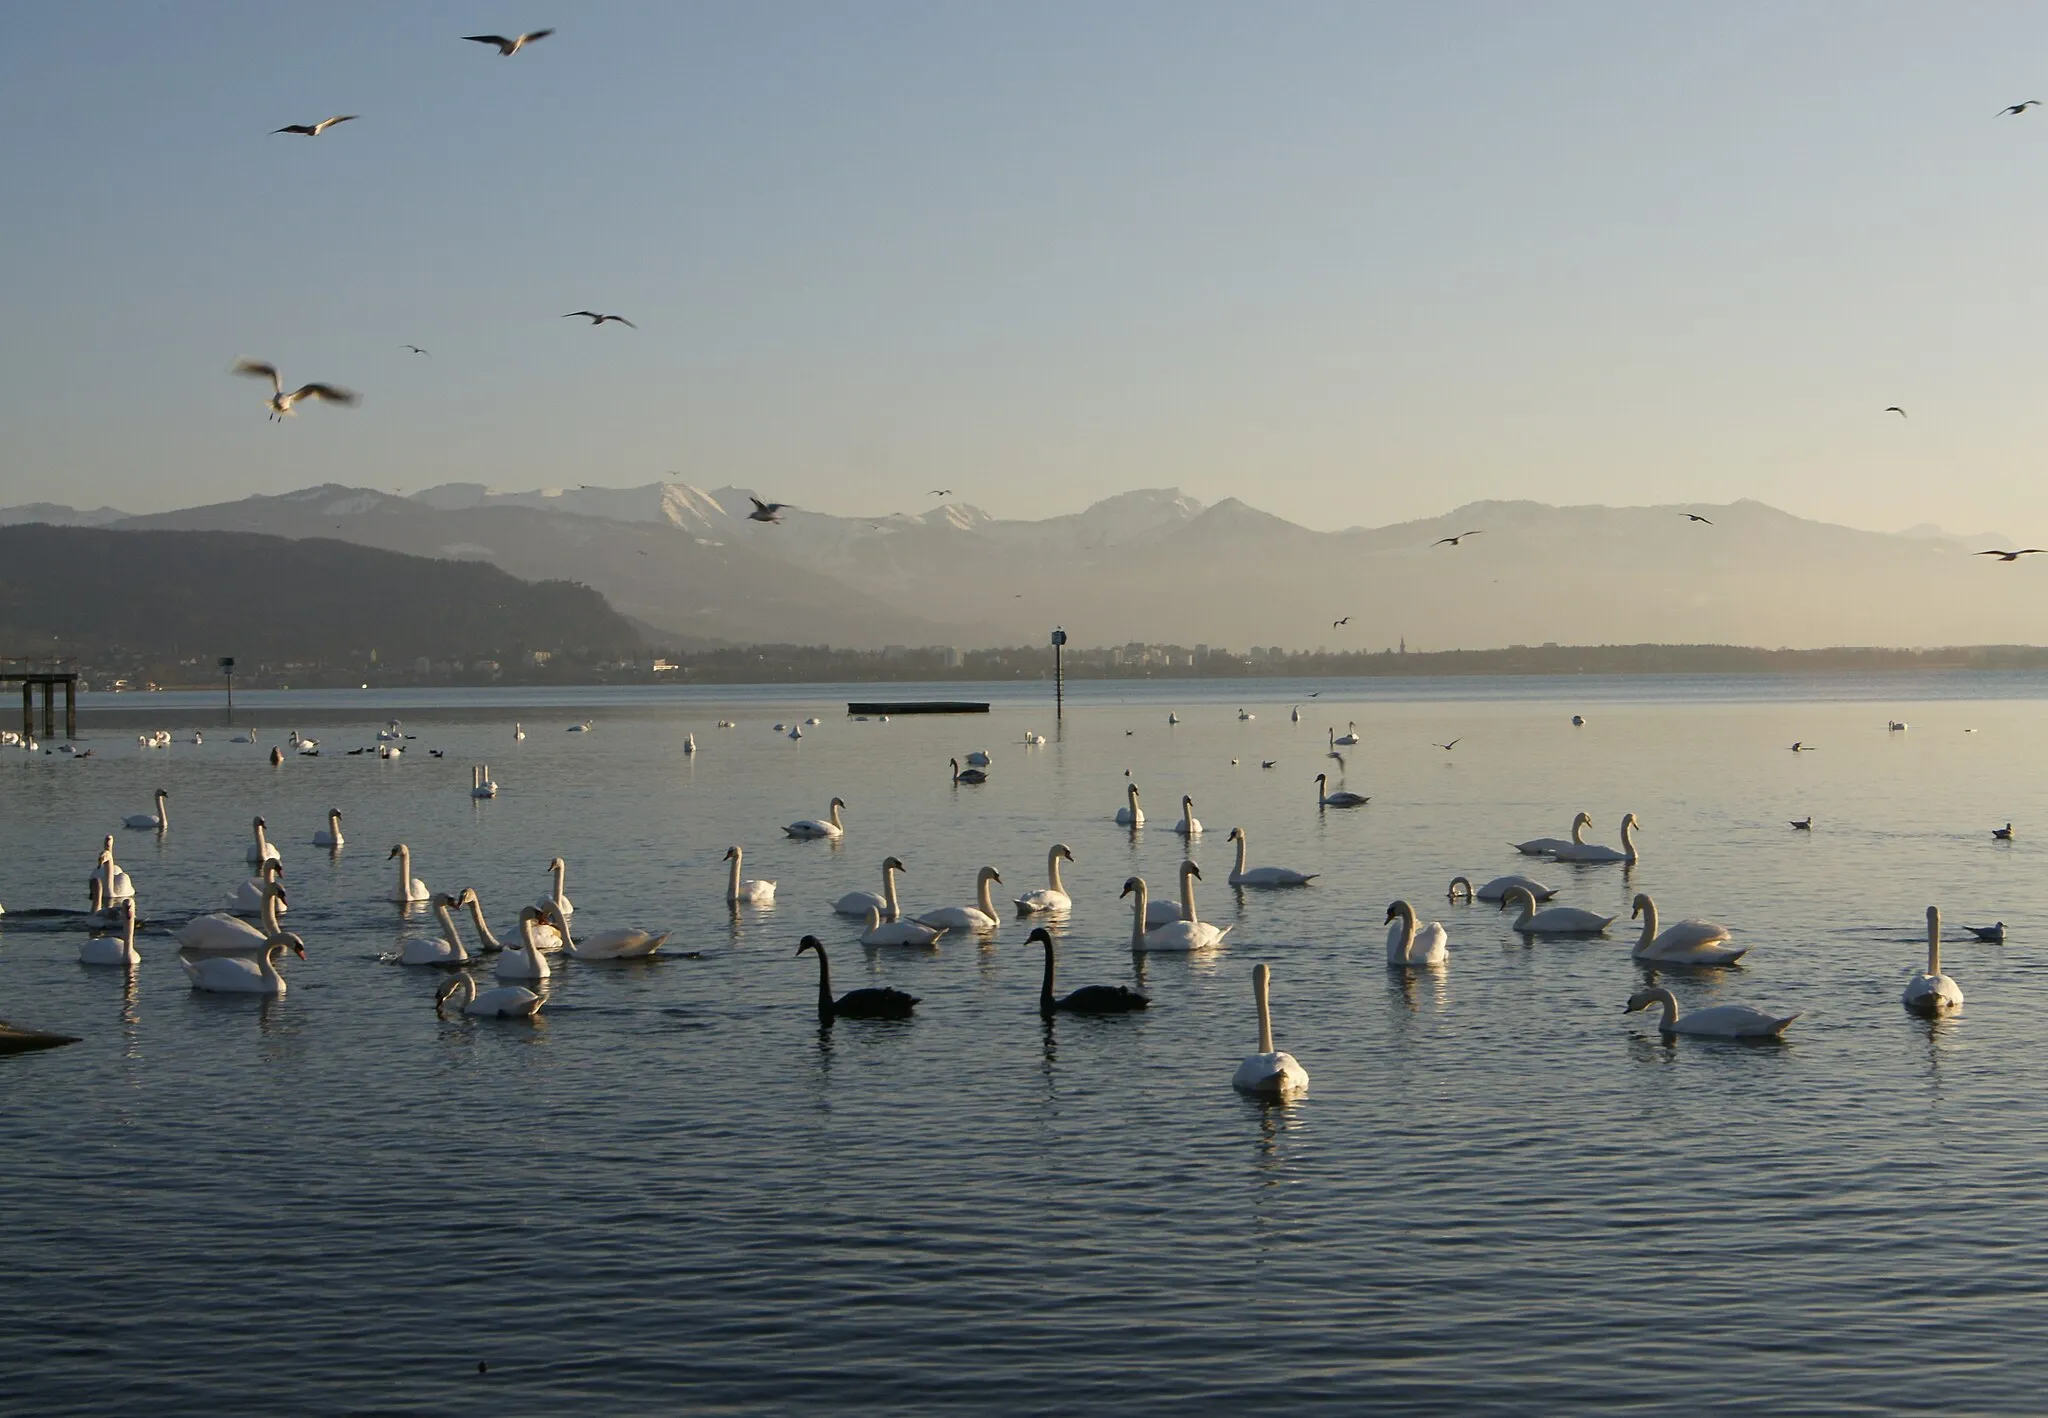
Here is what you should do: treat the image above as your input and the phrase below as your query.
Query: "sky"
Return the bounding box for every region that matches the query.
[3,1,2047,536]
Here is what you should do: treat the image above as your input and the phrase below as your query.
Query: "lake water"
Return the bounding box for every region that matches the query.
[5,674,2046,1414]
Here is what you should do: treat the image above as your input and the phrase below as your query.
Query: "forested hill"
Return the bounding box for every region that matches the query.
[0,526,640,663]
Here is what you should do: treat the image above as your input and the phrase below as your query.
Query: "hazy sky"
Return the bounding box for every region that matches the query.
[3,2,2046,535]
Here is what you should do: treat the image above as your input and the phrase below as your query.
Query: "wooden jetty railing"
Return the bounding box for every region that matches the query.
[0,659,80,739]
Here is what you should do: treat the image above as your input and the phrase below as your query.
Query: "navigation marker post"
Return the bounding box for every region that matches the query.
[1052,628,1067,722]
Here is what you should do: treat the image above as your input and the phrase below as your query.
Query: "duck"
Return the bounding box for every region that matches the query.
[399,893,477,967]
[122,788,169,832]
[386,844,431,904]
[832,855,905,919]
[1232,963,1308,1097]
[229,858,290,917]
[1224,827,1317,887]
[798,936,917,1023]
[1237,709,1255,721]
[1314,772,1369,808]
[1994,823,2015,841]
[498,908,554,981]
[724,846,777,906]
[435,974,543,1019]
[1446,874,1555,904]
[1122,874,1230,953]
[1030,927,1146,1015]
[1013,844,1075,915]
[1551,812,1639,865]
[1500,885,1615,935]
[1624,986,1797,1039]
[1385,900,1450,966]
[1630,893,1743,965]
[246,816,283,867]
[1789,817,1812,831]
[861,905,944,948]
[1172,794,1203,836]
[917,866,1003,932]
[950,757,989,785]
[785,796,847,840]
[1511,812,1589,856]
[313,808,345,848]
[1146,859,1206,927]
[547,901,667,960]
[1114,782,1145,826]
[1903,905,1964,1015]
[184,934,304,995]
[536,856,575,922]
[80,897,141,967]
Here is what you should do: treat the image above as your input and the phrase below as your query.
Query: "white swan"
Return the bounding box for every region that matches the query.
[918,867,1003,932]
[861,905,943,948]
[1501,885,1614,935]
[786,796,846,840]
[123,788,169,832]
[536,856,575,921]
[513,722,526,741]
[1290,704,1301,723]
[1625,986,1798,1038]
[231,730,256,744]
[547,902,667,960]
[246,817,282,867]
[387,844,431,903]
[401,894,477,966]
[184,933,304,995]
[1123,873,1230,952]
[1385,899,1450,966]
[1013,844,1074,915]
[1238,708,1255,721]
[1225,827,1317,887]
[377,720,404,741]
[1145,858,1203,927]
[964,749,991,767]
[462,890,561,953]
[1447,874,1555,903]
[176,877,288,955]
[472,765,498,799]
[1173,794,1203,836]
[1232,963,1309,1098]
[683,733,696,755]
[436,974,543,1019]
[1551,812,1639,865]
[498,908,553,981]
[81,897,141,967]
[1167,712,1181,724]
[1115,782,1145,826]
[1333,722,1361,746]
[725,846,777,905]
[567,720,593,733]
[1315,773,1369,808]
[96,842,135,901]
[1631,893,1743,965]
[229,859,289,916]
[313,808,345,848]
[1904,905,1964,1015]
[1511,812,1590,856]
[832,855,904,919]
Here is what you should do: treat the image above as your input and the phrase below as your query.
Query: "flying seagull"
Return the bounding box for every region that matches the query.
[1682,513,1714,524]
[402,345,430,357]
[1434,530,1482,546]
[1999,100,2042,116]
[272,115,357,137]
[464,29,553,55]
[1332,616,1351,627]
[1978,548,2046,562]
[564,311,635,327]
[748,497,786,524]
[1434,739,1460,751]
[930,489,955,497]
[232,360,359,421]
[1885,406,1907,418]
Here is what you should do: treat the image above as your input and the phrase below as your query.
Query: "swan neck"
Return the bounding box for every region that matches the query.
[261,884,283,936]
[467,897,503,950]
[1572,817,1588,845]
[1656,988,1678,1030]
[883,862,901,921]
[1637,899,1657,946]
[812,947,834,1019]
[978,871,996,918]
[436,901,464,954]
[1039,936,1056,1011]
[1180,863,1198,920]
[728,852,742,901]
[1047,848,1065,894]
[1621,816,1637,862]
[1928,910,1942,976]
[1234,833,1249,875]
[1130,883,1148,948]
[1255,969,1274,1054]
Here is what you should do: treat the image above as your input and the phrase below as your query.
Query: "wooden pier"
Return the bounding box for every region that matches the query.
[846,700,990,716]
[0,659,79,740]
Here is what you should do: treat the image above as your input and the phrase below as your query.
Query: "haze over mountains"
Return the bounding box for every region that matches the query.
[5,483,2039,651]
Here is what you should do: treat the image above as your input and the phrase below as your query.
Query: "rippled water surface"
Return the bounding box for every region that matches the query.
[6,676,2048,1414]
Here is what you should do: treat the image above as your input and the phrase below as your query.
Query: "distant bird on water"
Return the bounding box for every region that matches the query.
[232,361,359,421]
[1789,742,1814,752]
[1790,817,1812,831]
[563,311,635,327]
[1978,548,2046,562]
[748,497,786,524]
[1682,513,1714,524]
[464,29,553,55]
[1434,530,1482,547]
[1998,100,2042,116]
[1994,822,2015,841]
[1967,921,2007,943]
[402,345,430,357]
[272,115,357,137]
[1885,406,1907,418]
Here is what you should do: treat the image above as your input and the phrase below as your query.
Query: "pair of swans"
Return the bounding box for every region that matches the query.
[1630,894,1742,964]
[1013,844,1074,915]
[1624,987,1798,1038]
[1226,827,1316,886]
[436,973,544,1018]
[1499,886,1614,935]
[80,897,141,967]
[1029,927,1147,1015]
[123,788,169,832]
[724,846,777,905]
[1512,812,1639,865]
[1233,963,1309,1098]
[1904,905,1964,1014]
[314,808,345,848]
[798,936,918,1023]
[787,797,846,840]
[1386,900,1450,966]
[917,867,1003,933]
[471,765,498,798]
[1448,874,1555,903]
[185,933,306,995]
[1315,773,1368,808]
[441,894,554,979]
[1123,872,1230,952]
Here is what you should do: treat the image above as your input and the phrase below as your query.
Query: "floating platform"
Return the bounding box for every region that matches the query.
[846,701,990,716]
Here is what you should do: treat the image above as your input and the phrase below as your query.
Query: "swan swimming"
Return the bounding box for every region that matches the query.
[96,843,135,902]
[313,808,345,848]
[1499,885,1614,935]
[1333,722,1361,747]
[1115,783,1145,827]
[724,846,777,906]
[786,797,847,840]
[1903,905,1964,1015]
[798,936,917,1023]
[1447,874,1556,903]
[498,908,554,982]
[436,974,543,1019]
[386,844,431,904]
[832,856,904,920]
[964,749,991,766]
[1631,893,1743,965]
[80,897,141,967]
[461,890,561,953]
[1146,859,1205,927]
[1225,827,1317,887]
[1123,873,1229,953]
[399,893,479,967]
[229,858,289,917]
[123,788,169,832]
[1315,773,1369,808]
[950,757,989,785]
[917,866,1003,932]
[1030,927,1146,1015]
[1232,963,1308,1098]
[567,720,594,733]
[1013,844,1075,915]
[246,817,283,867]
[537,856,575,922]
[184,933,304,995]
[861,905,944,948]
[175,876,288,955]
[1385,900,1450,966]
[471,765,498,799]
[1172,794,1203,836]
[1511,812,1589,857]
[1549,812,1639,865]
[1624,986,1797,1038]
[547,901,668,960]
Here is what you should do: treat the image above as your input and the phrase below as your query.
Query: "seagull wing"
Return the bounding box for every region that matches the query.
[464,34,515,50]
[1433,536,1457,546]
[519,29,555,44]
[272,123,316,135]
[564,311,601,321]
[1978,550,2012,558]
[233,360,283,393]
[291,384,360,407]
[604,315,637,328]
[313,115,358,134]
